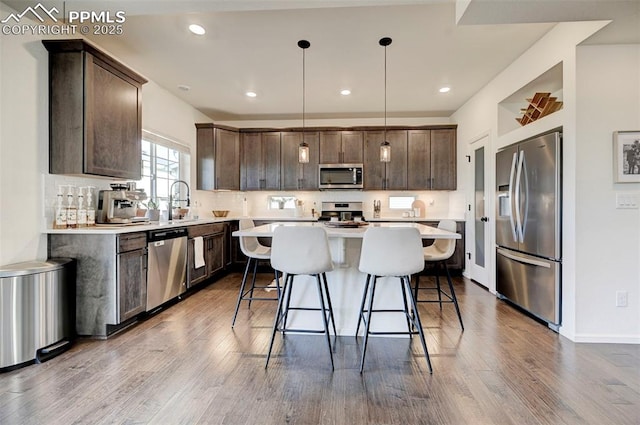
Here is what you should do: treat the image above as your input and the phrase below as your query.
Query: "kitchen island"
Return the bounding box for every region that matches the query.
[233,221,460,336]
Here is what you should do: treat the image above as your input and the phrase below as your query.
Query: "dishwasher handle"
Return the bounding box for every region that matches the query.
[148,227,188,242]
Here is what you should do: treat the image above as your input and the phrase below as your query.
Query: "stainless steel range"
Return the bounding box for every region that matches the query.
[320,201,364,221]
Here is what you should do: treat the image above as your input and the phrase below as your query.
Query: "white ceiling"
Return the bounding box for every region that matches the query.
[4,0,638,121]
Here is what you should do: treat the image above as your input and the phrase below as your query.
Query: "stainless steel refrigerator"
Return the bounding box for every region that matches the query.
[496,130,561,330]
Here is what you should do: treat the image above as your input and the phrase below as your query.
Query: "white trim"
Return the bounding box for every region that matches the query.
[572,334,640,344]
[142,129,190,154]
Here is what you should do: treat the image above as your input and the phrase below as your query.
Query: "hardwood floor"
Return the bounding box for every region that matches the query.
[1,273,638,425]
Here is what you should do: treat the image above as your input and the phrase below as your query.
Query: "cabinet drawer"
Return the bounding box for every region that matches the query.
[117,232,147,253]
[188,223,226,238]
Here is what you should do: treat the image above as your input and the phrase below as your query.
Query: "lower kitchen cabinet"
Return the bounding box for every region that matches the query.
[187,223,228,288]
[117,233,147,321]
[418,221,465,273]
[48,231,149,338]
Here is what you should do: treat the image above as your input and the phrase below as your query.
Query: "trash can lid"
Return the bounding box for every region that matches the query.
[0,258,74,278]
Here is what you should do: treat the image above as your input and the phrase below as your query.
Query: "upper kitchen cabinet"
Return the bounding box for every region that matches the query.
[319,131,363,164]
[241,132,281,191]
[364,130,408,190]
[43,39,147,180]
[281,131,319,190]
[407,128,457,190]
[195,124,240,191]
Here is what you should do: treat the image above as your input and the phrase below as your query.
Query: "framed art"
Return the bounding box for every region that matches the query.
[613,131,640,183]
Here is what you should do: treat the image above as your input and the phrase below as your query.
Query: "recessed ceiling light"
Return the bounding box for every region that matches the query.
[178,85,190,91]
[188,24,206,35]
[246,91,257,98]
[439,86,451,93]
[340,89,351,96]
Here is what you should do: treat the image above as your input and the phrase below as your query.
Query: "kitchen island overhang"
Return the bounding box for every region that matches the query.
[233,222,460,336]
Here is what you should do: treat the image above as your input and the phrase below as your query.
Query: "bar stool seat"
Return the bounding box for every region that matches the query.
[265,225,336,370]
[414,220,464,330]
[231,219,280,328]
[356,226,433,374]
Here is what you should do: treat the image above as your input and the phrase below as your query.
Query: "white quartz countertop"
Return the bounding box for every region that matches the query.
[233,221,461,239]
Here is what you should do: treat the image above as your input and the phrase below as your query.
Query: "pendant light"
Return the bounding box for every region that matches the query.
[298,39,310,163]
[379,37,392,163]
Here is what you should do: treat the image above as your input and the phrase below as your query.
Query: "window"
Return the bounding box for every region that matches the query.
[138,131,190,210]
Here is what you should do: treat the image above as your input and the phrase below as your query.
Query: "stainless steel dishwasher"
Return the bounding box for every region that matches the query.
[146,228,188,312]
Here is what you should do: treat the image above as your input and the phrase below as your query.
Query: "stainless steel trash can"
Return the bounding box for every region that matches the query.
[0,258,75,371]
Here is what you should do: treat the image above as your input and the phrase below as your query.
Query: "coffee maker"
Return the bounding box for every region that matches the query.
[97,185,148,224]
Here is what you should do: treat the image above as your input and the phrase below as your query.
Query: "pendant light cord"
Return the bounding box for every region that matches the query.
[302,46,306,134]
[384,42,387,141]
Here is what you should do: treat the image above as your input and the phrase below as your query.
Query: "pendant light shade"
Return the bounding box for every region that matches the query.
[298,39,310,163]
[379,37,392,162]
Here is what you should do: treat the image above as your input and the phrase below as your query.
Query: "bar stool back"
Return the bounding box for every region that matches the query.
[357,226,433,374]
[231,219,280,327]
[265,225,336,370]
[414,219,464,330]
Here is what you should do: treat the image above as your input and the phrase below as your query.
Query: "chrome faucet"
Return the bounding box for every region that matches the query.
[168,180,190,220]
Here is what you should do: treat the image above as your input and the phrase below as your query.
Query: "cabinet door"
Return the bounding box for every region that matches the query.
[300,132,319,190]
[85,54,142,180]
[215,128,240,190]
[241,132,263,191]
[206,233,225,276]
[385,130,408,190]
[341,131,364,163]
[280,132,302,190]
[117,248,147,321]
[196,125,215,190]
[262,132,281,190]
[407,130,432,190]
[364,131,385,190]
[319,131,342,163]
[430,129,457,190]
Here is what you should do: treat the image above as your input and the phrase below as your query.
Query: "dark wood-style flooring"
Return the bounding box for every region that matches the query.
[1,273,638,424]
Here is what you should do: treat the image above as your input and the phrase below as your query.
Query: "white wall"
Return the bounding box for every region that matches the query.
[0,2,210,265]
[450,20,640,343]
[574,44,640,343]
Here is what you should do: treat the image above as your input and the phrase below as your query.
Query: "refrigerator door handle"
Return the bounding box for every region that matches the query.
[508,152,518,242]
[521,152,529,240]
[514,150,525,243]
[497,248,551,268]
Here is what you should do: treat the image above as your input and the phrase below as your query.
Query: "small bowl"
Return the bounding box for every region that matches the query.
[212,210,229,217]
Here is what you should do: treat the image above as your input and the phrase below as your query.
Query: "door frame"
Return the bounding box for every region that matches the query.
[466,132,495,292]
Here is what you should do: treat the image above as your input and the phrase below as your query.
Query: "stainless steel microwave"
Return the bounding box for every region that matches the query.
[318,163,363,190]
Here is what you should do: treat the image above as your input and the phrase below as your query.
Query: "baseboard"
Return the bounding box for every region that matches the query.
[572,333,640,344]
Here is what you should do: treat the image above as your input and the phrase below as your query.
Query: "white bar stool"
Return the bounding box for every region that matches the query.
[265,225,336,370]
[231,219,281,328]
[357,226,433,374]
[413,220,464,330]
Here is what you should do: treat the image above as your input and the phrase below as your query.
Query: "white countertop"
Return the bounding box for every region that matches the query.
[233,221,461,239]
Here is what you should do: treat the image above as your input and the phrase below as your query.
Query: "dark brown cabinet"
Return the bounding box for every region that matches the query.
[281,131,320,190]
[408,129,457,190]
[241,132,281,190]
[43,39,147,180]
[116,232,147,321]
[319,131,363,164]
[364,130,408,190]
[187,223,228,288]
[196,124,240,191]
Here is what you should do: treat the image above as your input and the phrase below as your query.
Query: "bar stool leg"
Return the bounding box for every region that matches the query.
[315,274,334,371]
[403,275,433,374]
[443,262,464,330]
[265,272,290,369]
[359,275,378,373]
[435,265,443,310]
[321,273,337,336]
[247,258,259,309]
[399,276,414,336]
[355,274,371,337]
[232,257,253,328]
[281,273,295,336]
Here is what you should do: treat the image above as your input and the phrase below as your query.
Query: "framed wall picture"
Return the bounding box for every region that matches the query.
[613,131,640,183]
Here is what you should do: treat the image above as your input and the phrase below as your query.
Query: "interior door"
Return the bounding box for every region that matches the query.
[470,136,490,287]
